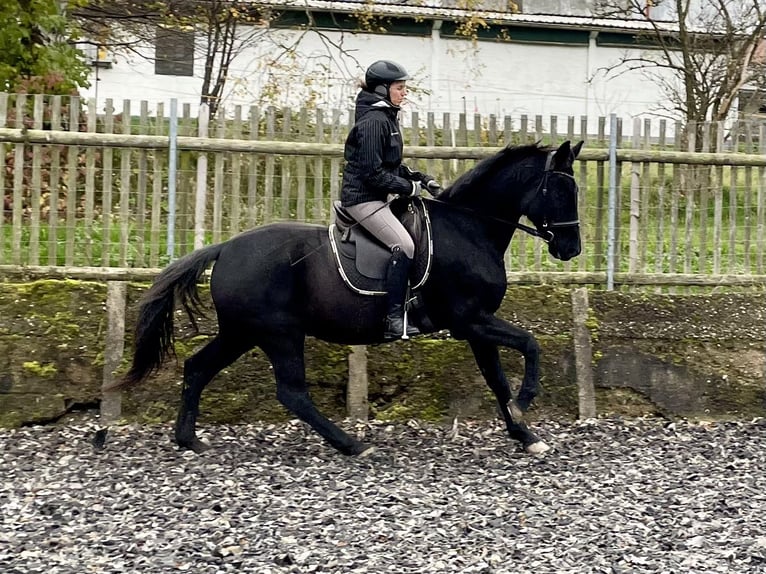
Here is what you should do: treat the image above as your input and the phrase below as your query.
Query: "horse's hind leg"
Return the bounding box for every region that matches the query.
[262,335,370,456]
[468,339,549,454]
[176,333,252,452]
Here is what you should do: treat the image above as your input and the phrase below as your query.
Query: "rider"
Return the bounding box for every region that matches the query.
[340,60,441,342]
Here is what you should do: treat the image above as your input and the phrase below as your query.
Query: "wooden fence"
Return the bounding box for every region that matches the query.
[2,93,766,286]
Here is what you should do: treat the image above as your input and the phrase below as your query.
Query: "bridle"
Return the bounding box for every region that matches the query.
[530,151,581,243]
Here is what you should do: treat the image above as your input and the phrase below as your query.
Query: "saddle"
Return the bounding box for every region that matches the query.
[329,196,433,297]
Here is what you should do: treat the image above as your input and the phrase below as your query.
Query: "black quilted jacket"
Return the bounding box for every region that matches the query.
[340,90,416,207]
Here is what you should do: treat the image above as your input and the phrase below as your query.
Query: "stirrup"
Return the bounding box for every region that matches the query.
[400,308,420,340]
[383,316,418,342]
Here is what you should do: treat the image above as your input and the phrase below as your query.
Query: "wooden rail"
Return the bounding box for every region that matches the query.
[2,95,766,280]
[3,126,766,165]
[1,265,764,287]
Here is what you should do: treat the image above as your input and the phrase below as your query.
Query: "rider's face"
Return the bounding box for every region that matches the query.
[389,81,407,106]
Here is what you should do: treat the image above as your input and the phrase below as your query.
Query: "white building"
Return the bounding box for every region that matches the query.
[77,0,697,132]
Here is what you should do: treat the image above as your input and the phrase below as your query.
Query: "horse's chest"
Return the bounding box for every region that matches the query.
[449,264,506,303]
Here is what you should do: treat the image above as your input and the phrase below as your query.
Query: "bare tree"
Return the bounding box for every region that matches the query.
[74,1,270,117]
[73,0,526,116]
[594,0,766,124]
[73,0,364,117]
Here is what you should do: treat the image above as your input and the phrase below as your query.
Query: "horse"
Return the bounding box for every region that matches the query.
[112,140,583,456]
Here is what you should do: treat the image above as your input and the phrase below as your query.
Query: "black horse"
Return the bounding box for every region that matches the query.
[114,140,583,456]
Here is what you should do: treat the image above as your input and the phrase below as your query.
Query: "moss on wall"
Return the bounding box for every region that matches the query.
[0,280,106,426]
[1,281,764,427]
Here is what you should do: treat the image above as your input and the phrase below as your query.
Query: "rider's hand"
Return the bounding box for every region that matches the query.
[408,181,422,196]
[424,179,442,195]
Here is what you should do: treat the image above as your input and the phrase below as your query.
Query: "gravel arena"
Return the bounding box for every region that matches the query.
[2,417,766,574]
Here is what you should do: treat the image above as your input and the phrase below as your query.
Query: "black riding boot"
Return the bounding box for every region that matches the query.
[384,247,420,342]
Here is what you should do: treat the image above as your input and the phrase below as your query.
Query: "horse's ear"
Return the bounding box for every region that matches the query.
[552,140,572,168]
[572,140,584,159]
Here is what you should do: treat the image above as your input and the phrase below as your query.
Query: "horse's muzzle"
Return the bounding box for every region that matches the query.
[548,237,581,261]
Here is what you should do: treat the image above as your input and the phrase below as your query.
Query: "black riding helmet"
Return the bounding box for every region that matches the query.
[364,60,410,101]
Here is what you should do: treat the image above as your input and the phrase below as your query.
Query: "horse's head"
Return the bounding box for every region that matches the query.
[524,140,583,261]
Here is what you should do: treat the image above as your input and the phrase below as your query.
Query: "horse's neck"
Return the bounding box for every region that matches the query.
[436,201,517,258]
[484,219,517,256]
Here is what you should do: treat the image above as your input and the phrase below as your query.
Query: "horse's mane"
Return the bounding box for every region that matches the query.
[438,143,551,202]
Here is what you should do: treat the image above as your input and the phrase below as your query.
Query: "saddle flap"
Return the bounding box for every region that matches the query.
[346,232,391,279]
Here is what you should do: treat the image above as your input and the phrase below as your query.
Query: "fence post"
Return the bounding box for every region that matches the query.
[101,281,127,421]
[194,103,209,250]
[347,345,369,420]
[628,117,641,273]
[607,113,618,291]
[0,93,6,265]
[167,98,178,260]
[571,287,596,419]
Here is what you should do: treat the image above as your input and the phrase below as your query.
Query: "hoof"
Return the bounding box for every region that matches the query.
[525,441,550,455]
[91,428,108,450]
[357,445,377,458]
[346,441,374,457]
[517,395,533,411]
[177,438,210,454]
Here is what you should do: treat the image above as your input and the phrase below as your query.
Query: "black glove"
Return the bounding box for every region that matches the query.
[423,178,442,195]
[403,181,420,196]
[401,164,421,180]
[402,164,439,195]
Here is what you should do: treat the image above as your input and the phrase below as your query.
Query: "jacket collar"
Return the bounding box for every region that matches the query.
[354,90,400,121]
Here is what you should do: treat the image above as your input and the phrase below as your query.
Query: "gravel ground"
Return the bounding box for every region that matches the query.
[2,417,766,574]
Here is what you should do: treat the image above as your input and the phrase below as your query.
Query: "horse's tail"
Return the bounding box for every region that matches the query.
[108,243,224,390]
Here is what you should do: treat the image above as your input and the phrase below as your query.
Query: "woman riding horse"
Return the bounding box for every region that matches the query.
[341,60,441,341]
[114,114,584,457]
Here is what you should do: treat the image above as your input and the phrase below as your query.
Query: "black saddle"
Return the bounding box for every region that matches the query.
[329,196,433,296]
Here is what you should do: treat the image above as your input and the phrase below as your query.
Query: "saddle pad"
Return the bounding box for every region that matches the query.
[336,229,391,280]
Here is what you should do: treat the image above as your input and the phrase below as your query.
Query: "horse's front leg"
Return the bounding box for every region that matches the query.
[468,339,548,453]
[464,314,541,409]
[464,317,548,454]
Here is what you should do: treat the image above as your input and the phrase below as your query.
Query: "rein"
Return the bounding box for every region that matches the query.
[430,155,580,243]
[427,196,553,241]
[292,152,579,267]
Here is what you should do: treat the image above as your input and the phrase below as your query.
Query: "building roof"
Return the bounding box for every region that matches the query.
[250,0,685,34]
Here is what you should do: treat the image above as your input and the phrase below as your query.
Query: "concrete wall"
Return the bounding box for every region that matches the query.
[1,280,764,427]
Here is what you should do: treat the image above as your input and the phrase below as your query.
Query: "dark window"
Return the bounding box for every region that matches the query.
[737,89,766,117]
[155,28,194,76]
